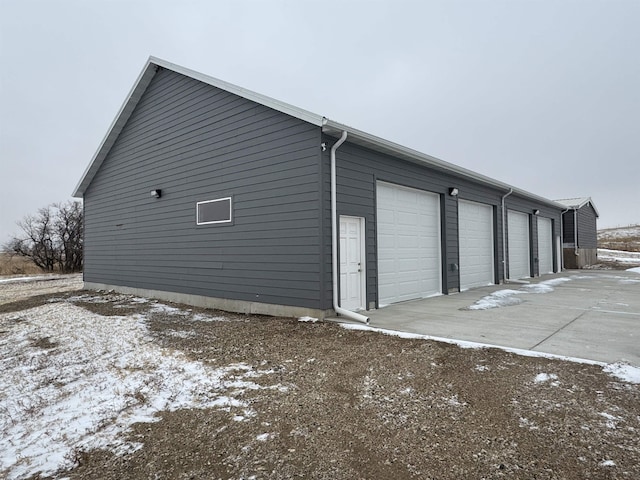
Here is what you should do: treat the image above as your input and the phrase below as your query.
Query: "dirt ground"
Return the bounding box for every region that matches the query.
[1,280,639,480]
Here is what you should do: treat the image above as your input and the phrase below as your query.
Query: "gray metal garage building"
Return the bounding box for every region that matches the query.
[73,57,565,321]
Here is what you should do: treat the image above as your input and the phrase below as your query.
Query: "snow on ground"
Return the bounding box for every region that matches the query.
[627,266,640,274]
[0,302,285,480]
[0,274,83,305]
[468,278,572,310]
[534,373,559,385]
[340,323,640,384]
[298,316,319,323]
[597,248,640,264]
[598,225,640,240]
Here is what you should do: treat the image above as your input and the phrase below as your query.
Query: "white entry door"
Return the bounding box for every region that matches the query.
[459,200,495,290]
[340,216,365,311]
[537,217,554,275]
[507,210,531,279]
[376,182,441,305]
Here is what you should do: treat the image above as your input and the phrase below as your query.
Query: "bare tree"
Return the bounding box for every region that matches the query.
[5,201,83,273]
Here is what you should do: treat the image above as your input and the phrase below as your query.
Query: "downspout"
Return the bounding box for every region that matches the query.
[560,207,570,270]
[331,131,369,324]
[500,189,513,283]
[573,208,579,257]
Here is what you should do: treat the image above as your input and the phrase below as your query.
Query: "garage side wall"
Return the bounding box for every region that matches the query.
[83,67,325,313]
[577,205,598,249]
[321,138,518,310]
[504,195,562,277]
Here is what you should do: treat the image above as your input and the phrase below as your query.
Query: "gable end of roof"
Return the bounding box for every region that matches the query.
[554,197,599,217]
[72,57,324,197]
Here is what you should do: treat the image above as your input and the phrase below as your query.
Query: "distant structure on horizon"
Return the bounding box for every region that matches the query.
[555,197,599,269]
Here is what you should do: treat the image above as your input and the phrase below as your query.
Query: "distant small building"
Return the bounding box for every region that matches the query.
[555,198,599,268]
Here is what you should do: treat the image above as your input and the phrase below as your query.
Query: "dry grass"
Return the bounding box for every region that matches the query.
[0,253,44,276]
[598,236,640,252]
[598,225,640,252]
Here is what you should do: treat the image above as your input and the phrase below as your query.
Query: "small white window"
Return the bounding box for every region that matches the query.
[197,197,232,225]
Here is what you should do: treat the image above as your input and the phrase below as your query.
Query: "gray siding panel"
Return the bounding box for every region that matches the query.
[562,204,597,249]
[577,205,598,248]
[322,136,564,309]
[84,67,323,309]
[562,211,576,244]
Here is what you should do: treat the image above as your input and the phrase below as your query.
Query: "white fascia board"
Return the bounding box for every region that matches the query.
[72,58,158,197]
[73,56,325,197]
[322,119,565,210]
[149,57,325,127]
[555,197,599,217]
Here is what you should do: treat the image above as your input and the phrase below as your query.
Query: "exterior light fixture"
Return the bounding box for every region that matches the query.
[150,189,162,198]
[449,188,459,196]
[533,209,540,216]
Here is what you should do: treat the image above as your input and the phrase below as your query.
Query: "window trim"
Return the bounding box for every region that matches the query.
[196,197,233,225]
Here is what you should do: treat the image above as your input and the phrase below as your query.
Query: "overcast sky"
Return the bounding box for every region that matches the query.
[1,0,638,242]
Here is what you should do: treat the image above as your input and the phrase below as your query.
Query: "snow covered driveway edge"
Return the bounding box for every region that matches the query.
[0,302,285,480]
[339,323,640,384]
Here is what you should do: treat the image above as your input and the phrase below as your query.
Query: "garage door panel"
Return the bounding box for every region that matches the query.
[459,200,495,290]
[538,217,553,275]
[377,182,441,305]
[508,210,531,279]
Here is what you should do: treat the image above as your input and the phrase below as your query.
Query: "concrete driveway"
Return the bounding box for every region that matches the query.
[354,270,640,365]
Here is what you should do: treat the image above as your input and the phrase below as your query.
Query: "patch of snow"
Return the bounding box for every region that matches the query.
[534,373,559,384]
[129,297,149,304]
[627,266,640,274]
[0,303,284,480]
[469,278,574,310]
[599,412,620,429]
[340,323,604,365]
[0,274,71,284]
[446,395,467,407]
[340,324,640,386]
[298,316,318,323]
[255,433,273,442]
[468,289,524,310]
[475,365,489,372]
[598,248,640,264]
[599,459,616,467]
[603,363,640,384]
[598,225,640,240]
[190,313,228,322]
[166,330,196,339]
[519,417,539,430]
[150,303,190,316]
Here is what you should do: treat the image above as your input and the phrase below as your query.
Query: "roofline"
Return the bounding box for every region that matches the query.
[554,197,600,217]
[72,56,324,197]
[73,57,564,210]
[322,119,564,209]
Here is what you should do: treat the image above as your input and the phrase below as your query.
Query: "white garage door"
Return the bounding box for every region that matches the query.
[459,200,494,290]
[377,182,441,305]
[507,210,531,279]
[537,217,554,275]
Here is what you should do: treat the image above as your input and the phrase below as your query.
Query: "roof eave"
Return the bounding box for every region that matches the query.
[322,120,564,210]
[72,58,159,198]
[72,56,325,198]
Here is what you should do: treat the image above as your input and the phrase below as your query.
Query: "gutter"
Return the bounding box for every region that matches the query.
[560,207,570,270]
[574,208,579,257]
[500,189,513,283]
[330,131,369,324]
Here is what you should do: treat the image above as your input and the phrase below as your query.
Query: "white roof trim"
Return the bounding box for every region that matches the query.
[323,120,564,209]
[73,57,564,210]
[554,197,599,217]
[73,57,324,197]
